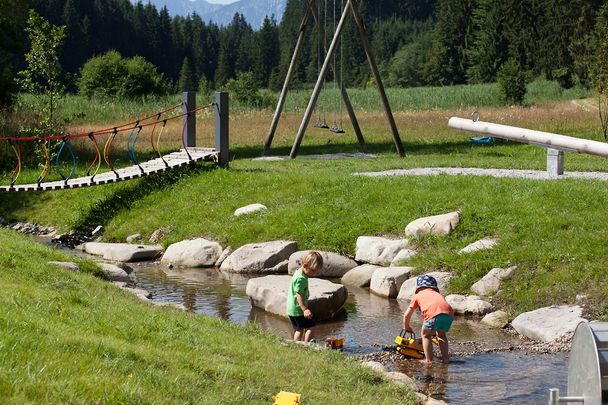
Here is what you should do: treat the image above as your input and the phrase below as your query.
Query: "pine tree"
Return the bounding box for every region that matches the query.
[0,0,27,106]
[253,16,280,88]
[178,57,194,91]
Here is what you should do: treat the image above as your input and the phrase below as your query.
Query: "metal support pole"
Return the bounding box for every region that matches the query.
[290,1,351,158]
[309,0,367,153]
[262,2,314,156]
[548,388,585,404]
[182,91,196,147]
[215,92,229,168]
[348,0,405,157]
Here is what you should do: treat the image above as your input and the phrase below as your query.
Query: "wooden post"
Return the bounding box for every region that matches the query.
[182,91,196,147]
[290,1,350,158]
[262,2,314,156]
[348,0,405,157]
[215,92,229,168]
[309,0,367,153]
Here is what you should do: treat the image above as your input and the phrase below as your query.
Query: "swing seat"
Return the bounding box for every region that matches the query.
[314,121,330,129]
[330,127,345,134]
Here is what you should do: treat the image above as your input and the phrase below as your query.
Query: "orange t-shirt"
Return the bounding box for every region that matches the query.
[409,288,454,321]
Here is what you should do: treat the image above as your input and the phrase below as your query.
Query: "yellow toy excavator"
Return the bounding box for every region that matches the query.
[394,329,439,359]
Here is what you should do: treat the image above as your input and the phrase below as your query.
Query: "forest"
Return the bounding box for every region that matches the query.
[1,0,608,105]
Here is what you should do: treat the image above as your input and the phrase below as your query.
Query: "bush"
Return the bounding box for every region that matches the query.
[497,58,527,105]
[224,71,275,109]
[78,51,168,98]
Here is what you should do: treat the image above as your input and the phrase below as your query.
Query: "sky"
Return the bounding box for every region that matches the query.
[203,0,239,4]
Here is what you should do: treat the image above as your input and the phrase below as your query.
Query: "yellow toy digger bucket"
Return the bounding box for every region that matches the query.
[273,391,301,405]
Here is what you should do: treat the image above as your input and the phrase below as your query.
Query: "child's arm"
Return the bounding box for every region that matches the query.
[296,292,313,319]
[402,307,415,332]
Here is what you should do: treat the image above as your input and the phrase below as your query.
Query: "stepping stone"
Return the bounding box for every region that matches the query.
[161,238,223,268]
[511,305,586,342]
[245,275,347,321]
[83,242,163,262]
[370,266,413,298]
[220,240,297,273]
[288,250,358,278]
[405,211,459,237]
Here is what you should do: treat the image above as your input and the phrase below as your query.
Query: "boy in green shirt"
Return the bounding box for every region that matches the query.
[286,251,323,342]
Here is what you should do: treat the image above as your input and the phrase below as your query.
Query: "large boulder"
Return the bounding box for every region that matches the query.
[355,236,409,266]
[511,305,586,342]
[288,250,358,278]
[370,266,413,298]
[405,211,459,237]
[245,275,347,321]
[481,310,510,328]
[397,272,453,301]
[470,266,517,296]
[446,294,493,315]
[160,238,223,268]
[83,242,163,262]
[459,238,499,254]
[340,264,381,288]
[390,249,417,266]
[220,240,297,274]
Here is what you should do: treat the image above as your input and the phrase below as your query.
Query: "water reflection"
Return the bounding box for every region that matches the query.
[133,264,567,404]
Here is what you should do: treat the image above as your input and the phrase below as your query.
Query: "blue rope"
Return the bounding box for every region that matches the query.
[131,126,143,165]
[126,122,140,164]
[55,139,78,181]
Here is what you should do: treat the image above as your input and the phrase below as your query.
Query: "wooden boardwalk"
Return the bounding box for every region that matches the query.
[1,148,218,192]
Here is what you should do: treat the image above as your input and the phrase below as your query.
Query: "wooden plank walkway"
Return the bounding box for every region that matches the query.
[1,148,218,192]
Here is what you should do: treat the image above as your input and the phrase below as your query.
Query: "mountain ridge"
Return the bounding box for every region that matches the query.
[134,0,285,28]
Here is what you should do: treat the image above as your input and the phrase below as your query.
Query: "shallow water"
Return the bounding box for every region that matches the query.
[132,264,568,404]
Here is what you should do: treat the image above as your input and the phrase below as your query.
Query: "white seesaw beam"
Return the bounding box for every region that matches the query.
[448,117,608,158]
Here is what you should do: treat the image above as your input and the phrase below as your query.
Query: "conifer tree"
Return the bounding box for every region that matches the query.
[178,57,194,91]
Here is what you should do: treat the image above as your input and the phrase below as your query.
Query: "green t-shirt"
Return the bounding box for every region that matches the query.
[286,269,309,316]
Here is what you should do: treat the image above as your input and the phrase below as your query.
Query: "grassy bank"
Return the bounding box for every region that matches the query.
[2,97,608,321]
[0,229,411,403]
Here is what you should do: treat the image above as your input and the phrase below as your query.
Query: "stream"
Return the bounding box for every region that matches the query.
[129,263,568,404]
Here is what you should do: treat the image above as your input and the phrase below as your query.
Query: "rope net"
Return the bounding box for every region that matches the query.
[1,101,215,188]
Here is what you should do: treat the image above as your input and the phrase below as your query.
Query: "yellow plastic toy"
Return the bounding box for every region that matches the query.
[272,391,301,405]
[394,329,439,359]
[325,337,345,350]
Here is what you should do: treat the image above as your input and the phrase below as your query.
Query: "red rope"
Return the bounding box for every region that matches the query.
[0,102,214,142]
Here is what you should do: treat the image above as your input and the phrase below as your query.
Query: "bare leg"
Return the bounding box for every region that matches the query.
[293,330,302,341]
[421,327,434,363]
[304,327,314,342]
[436,330,449,364]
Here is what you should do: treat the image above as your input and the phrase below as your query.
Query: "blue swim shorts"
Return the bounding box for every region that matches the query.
[423,313,453,332]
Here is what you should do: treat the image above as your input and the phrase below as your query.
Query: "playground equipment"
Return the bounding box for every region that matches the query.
[548,322,608,405]
[448,115,608,176]
[0,92,229,192]
[262,0,404,158]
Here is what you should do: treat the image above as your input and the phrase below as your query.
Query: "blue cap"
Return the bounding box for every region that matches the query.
[416,274,439,293]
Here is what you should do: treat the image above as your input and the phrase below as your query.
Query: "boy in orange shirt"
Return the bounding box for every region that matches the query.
[403,274,454,364]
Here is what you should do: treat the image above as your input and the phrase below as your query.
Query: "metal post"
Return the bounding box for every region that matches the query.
[182,91,196,147]
[309,0,367,153]
[348,0,405,157]
[262,2,314,156]
[547,148,564,176]
[290,1,351,158]
[215,92,229,168]
[548,388,559,405]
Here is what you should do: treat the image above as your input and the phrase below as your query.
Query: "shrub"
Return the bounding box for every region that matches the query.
[78,51,168,98]
[497,58,527,105]
[224,71,275,108]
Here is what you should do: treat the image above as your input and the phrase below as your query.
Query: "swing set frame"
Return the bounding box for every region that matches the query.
[262,0,405,159]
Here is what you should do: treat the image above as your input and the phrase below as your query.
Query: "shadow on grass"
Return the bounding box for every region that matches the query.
[72,163,215,235]
[231,139,522,160]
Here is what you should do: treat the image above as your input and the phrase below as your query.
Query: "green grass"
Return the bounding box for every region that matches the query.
[0,229,412,404]
[13,79,592,126]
